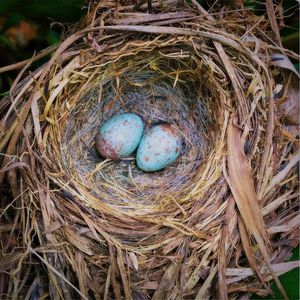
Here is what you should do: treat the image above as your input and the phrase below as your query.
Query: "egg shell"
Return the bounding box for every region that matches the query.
[136,124,182,172]
[95,113,144,159]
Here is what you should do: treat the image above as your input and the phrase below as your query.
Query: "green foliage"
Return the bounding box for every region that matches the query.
[0,0,84,22]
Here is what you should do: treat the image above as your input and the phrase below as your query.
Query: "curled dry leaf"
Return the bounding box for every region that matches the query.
[227,116,269,244]
[271,54,300,78]
[128,252,139,271]
[227,115,288,299]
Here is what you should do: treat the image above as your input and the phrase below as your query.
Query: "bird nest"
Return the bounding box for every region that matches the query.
[0,1,299,299]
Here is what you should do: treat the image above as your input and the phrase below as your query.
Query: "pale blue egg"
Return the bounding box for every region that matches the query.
[95,113,144,159]
[137,124,182,172]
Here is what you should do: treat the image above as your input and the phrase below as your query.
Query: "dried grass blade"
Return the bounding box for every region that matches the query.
[109,244,121,300]
[105,24,196,36]
[0,52,45,185]
[116,247,131,300]
[44,78,69,119]
[128,252,139,271]
[31,98,43,148]
[152,262,179,300]
[190,0,214,21]
[184,246,213,292]
[30,248,88,300]
[227,260,300,284]
[265,0,282,46]
[267,214,300,234]
[195,265,218,300]
[218,197,235,300]
[113,11,194,25]
[264,150,300,195]
[0,119,17,153]
[102,25,240,48]
[103,265,111,300]
[238,217,271,293]
[0,45,57,74]
[262,191,298,216]
[0,100,32,186]
[214,41,248,122]
[74,251,88,297]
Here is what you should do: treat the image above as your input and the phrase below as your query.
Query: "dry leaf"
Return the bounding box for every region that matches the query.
[128,252,139,271]
[282,75,300,136]
[64,227,93,256]
[227,115,288,299]
[227,116,269,243]
[271,54,300,78]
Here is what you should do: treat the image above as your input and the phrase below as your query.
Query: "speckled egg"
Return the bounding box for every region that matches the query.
[136,124,182,172]
[95,113,144,159]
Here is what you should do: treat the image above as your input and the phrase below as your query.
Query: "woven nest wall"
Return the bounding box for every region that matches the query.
[0,1,299,299]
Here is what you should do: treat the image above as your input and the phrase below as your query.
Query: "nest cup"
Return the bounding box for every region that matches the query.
[61,54,213,209]
[0,1,299,299]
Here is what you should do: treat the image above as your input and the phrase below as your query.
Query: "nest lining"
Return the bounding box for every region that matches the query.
[61,61,212,208]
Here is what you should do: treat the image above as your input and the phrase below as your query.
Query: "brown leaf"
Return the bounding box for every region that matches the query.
[271,54,300,78]
[227,116,288,299]
[282,75,300,136]
[227,116,268,243]
[64,227,94,256]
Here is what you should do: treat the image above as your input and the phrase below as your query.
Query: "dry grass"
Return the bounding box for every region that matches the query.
[0,1,299,299]
[62,65,209,208]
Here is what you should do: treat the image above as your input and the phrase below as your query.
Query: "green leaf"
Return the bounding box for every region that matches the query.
[0,0,84,22]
